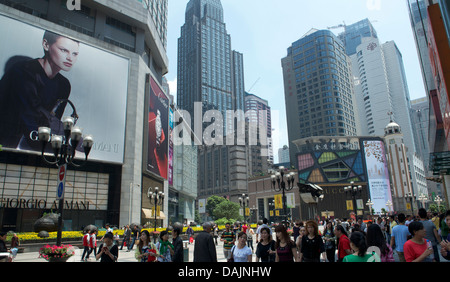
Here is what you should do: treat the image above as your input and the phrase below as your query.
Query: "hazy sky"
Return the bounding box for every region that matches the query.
[165,0,426,161]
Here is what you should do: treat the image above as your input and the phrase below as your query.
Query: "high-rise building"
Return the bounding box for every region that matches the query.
[338,18,378,56]
[0,0,170,231]
[245,92,273,164]
[282,29,358,164]
[407,0,450,206]
[342,18,428,206]
[278,145,290,164]
[177,0,248,203]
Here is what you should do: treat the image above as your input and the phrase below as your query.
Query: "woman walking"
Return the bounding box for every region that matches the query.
[230,232,253,262]
[275,225,298,262]
[156,230,174,262]
[135,230,158,262]
[255,227,276,262]
[299,220,325,262]
[403,221,435,262]
[323,221,336,262]
[366,224,394,262]
[343,231,379,262]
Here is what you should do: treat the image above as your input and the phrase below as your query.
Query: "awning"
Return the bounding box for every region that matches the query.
[142,208,166,220]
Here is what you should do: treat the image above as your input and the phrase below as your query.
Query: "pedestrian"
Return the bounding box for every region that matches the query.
[323,221,336,262]
[135,230,158,262]
[81,230,90,261]
[334,225,351,262]
[96,232,118,262]
[439,210,450,260]
[9,233,20,262]
[418,208,441,262]
[256,218,271,242]
[0,232,9,262]
[229,231,252,262]
[255,227,276,262]
[390,213,410,262]
[247,225,254,251]
[220,222,235,261]
[299,220,325,262]
[193,222,217,262]
[172,226,184,262]
[155,230,174,262]
[274,224,298,262]
[213,224,219,245]
[186,224,194,244]
[292,220,301,243]
[440,212,449,241]
[120,225,131,251]
[404,220,434,262]
[366,224,394,262]
[343,231,380,262]
[129,225,139,250]
[295,225,306,252]
[86,229,97,260]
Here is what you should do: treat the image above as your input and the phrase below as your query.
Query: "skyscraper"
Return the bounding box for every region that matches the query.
[342,18,428,204]
[282,29,358,164]
[177,0,248,202]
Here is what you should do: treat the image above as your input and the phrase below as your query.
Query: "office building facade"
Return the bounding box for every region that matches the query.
[282,29,358,164]
[0,0,170,232]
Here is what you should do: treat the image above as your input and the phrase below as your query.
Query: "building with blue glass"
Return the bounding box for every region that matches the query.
[282,29,359,165]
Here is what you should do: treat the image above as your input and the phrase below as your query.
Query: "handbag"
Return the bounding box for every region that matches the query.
[227,245,235,262]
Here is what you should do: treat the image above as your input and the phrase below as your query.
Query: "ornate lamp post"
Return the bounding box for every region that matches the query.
[38,114,94,246]
[405,192,416,215]
[239,193,249,223]
[148,186,164,241]
[271,166,295,225]
[434,195,443,212]
[418,193,428,210]
[366,199,374,219]
[386,200,393,215]
[344,181,362,218]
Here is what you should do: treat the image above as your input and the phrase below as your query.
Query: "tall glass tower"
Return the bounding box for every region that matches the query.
[177,0,244,124]
[177,0,248,202]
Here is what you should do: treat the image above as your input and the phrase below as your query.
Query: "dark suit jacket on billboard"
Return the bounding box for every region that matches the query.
[0,58,70,150]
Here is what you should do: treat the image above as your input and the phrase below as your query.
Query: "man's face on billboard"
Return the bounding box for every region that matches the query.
[44,36,79,72]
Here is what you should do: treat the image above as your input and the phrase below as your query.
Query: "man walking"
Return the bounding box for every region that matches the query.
[220,223,235,260]
[418,208,442,262]
[120,225,131,251]
[390,213,410,262]
[194,222,217,262]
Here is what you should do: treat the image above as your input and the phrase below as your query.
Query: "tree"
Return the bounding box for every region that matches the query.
[213,201,242,221]
[206,196,227,219]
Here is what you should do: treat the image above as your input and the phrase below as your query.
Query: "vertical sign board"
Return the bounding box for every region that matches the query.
[57,164,67,200]
[362,140,393,214]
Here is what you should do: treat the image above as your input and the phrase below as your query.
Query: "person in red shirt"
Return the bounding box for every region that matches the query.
[81,230,90,261]
[334,225,352,262]
[404,221,434,262]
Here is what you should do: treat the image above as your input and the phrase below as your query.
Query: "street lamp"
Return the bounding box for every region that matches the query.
[148,186,164,241]
[366,199,374,219]
[38,114,94,246]
[386,200,393,215]
[418,193,428,210]
[239,194,249,222]
[435,195,443,212]
[271,166,295,225]
[405,192,416,214]
[344,181,362,218]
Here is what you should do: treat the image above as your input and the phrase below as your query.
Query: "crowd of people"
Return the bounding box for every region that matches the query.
[191,208,450,263]
[1,208,449,263]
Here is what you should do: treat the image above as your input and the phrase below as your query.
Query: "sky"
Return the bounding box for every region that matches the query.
[164,0,426,162]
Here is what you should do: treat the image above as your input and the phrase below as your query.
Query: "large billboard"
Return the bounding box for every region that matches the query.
[0,15,129,164]
[147,75,169,179]
[362,140,393,214]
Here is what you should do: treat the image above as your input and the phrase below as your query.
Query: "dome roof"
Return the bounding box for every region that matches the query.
[385,120,401,135]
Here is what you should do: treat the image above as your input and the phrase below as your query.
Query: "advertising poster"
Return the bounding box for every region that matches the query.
[0,15,129,164]
[168,108,174,185]
[147,75,169,179]
[362,140,393,214]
